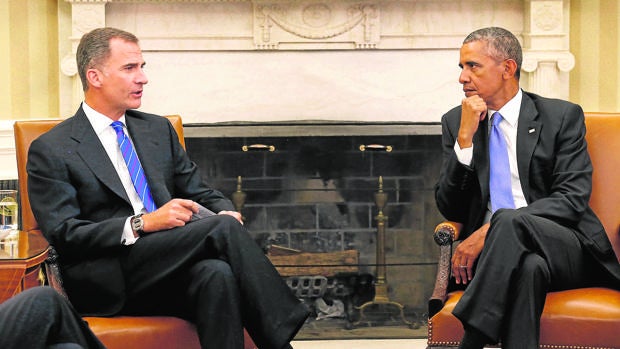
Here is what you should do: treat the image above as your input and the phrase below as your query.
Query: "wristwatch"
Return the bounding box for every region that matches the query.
[130,213,145,236]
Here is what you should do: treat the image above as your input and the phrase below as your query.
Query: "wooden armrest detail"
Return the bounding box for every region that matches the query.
[433,221,463,245]
[429,221,463,317]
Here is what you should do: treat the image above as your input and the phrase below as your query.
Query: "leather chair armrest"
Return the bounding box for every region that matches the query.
[429,221,463,317]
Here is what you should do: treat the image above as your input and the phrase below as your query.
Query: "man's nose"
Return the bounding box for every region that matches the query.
[459,69,469,84]
[137,69,148,85]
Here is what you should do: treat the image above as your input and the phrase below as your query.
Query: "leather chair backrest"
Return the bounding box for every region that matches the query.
[13,115,184,233]
[584,112,620,260]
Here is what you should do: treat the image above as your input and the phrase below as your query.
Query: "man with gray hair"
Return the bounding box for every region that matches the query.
[435,27,620,348]
[27,27,309,349]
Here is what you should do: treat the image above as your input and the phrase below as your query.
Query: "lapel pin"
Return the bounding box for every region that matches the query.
[529,128,536,133]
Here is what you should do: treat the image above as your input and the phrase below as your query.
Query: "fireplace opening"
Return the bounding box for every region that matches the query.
[185,123,444,339]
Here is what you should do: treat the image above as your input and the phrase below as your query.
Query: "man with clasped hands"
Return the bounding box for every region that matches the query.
[435,27,620,348]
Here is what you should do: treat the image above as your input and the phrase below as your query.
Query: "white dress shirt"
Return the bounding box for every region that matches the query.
[453,89,528,223]
[82,102,145,244]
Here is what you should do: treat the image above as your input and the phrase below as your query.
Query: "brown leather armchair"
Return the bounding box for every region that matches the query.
[14,116,257,349]
[427,112,620,349]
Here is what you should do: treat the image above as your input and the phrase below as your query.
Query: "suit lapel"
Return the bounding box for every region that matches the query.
[516,93,542,202]
[72,109,132,206]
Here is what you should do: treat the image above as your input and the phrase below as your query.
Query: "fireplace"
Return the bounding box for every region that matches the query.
[184,121,444,336]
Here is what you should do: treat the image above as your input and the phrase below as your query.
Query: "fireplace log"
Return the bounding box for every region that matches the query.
[267,249,359,277]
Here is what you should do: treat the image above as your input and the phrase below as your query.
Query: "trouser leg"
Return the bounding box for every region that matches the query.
[188,259,244,349]
[0,287,104,349]
[196,215,309,349]
[501,253,549,349]
[453,210,590,344]
[122,215,309,349]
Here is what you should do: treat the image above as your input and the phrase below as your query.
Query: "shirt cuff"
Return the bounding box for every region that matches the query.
[454,141,473,166]
[121,217,139,245]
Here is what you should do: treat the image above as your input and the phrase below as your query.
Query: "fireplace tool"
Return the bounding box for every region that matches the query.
[351,144,414,329]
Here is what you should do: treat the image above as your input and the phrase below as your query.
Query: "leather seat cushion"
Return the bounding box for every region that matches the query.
[428,288,620,348]
[85,316,200,349]
[85,316,257,349]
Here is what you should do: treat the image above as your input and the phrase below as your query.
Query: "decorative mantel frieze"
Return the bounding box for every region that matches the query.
[253,2,380,50]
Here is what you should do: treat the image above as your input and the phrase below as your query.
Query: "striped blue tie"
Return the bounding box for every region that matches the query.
[111,121,157,212]
[489,112,515,212]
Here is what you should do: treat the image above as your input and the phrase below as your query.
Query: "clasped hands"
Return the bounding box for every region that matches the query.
[139,199,243,235]
[451,222,489,284]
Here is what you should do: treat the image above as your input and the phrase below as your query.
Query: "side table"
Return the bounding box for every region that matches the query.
[0,230,49,303]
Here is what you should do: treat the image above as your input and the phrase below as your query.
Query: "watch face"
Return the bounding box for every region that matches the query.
[132,215,144,231]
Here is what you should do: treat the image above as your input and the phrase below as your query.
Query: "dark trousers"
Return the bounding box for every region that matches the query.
[452,210,596,348]
[0,287,105,349]
[119,214,309,349]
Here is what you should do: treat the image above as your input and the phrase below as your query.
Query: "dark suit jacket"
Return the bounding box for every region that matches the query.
[435,91,620,288]
[27,107,235,315]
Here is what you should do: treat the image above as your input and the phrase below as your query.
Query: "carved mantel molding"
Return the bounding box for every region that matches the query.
[253,2,380,50]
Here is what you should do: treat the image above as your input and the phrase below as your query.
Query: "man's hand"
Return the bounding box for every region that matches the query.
[218,210,244,225]
[457,96,488,149]
[141,199,199,234]
[451,222,489,284]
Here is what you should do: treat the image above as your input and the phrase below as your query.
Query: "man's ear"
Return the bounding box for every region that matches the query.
[86,68,103,88]
[503,59,518,79]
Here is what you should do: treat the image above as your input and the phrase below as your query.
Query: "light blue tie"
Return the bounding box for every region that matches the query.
[111,121,157,212]
[489,112,514,212]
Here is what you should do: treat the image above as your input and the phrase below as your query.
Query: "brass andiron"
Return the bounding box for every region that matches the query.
[231,176,246,217]
[352,176,414,328]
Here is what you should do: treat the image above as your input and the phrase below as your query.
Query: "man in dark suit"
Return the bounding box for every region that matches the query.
[26,27,309,349]
[435,27,620,348]
[0,287,105,349]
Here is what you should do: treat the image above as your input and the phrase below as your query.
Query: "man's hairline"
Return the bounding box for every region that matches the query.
[84,36,141,91]
[463,38,505,65]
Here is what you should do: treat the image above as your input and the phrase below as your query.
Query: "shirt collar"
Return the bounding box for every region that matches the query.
[489,89,522,127]
[82,101,127,135]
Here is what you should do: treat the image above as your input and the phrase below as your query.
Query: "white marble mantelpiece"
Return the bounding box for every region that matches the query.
[59,0,574,125]
[0,0,575,180]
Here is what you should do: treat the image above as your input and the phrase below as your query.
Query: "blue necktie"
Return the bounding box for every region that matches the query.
[111,121,157,212]
[489,112,514,212]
